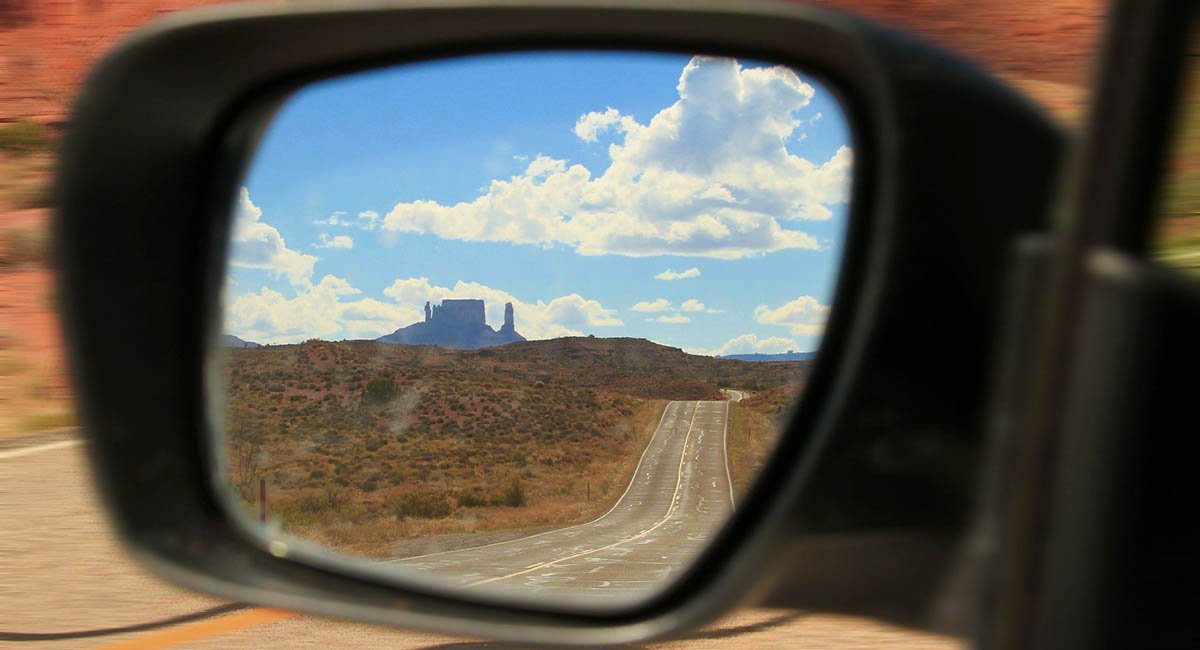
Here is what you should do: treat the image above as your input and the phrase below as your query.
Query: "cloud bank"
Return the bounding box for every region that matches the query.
[382,277,623,341]
[381,57,850,259]
[228,275,624,345]
[632,299,672,313]
[709,333,803,356]
[314,234,353,249]
[655,267,701,281]
[229,188,317,287]
[754,295,830,336]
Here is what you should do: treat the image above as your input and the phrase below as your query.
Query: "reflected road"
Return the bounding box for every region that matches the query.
[385,400,734,604]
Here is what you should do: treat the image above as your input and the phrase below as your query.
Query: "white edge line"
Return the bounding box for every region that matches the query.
[383,400,680,564]
[723,400,735,511]
[0,439,81,460]
[467,403,699,587]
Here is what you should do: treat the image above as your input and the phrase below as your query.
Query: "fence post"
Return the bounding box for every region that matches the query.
[258,477,267,523]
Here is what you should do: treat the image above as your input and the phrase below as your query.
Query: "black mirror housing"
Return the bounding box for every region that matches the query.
[55,0,1063,644]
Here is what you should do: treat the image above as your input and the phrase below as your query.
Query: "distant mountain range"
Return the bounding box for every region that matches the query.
[718,351,815,362]
[376,299,526,350]
[223,334,261,348]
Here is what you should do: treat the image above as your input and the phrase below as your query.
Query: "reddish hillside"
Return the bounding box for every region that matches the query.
[1,1,1104,124]
[0,0,1113,437]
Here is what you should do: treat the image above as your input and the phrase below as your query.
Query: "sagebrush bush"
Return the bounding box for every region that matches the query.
[456,488,499,508]
[392,490,452,519]
[363,375,399,404]
[503,478,526,507]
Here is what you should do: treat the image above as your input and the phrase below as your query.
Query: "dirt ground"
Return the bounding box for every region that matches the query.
[0,209,74,437]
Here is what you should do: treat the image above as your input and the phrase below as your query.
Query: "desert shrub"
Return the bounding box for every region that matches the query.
[392,490,452,519]
[363,376,399,404]
[0,226,49,268]
[290,492,326,514]
[502,478,526,507]
[272,490,327,525]
[0,121,50,154]
[457,488,499,508]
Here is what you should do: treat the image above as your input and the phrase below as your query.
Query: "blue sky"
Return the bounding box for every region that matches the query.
[224,51,852,355]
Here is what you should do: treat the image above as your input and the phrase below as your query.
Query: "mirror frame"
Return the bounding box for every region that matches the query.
[209,48,861,613]
[56,0,1063,644]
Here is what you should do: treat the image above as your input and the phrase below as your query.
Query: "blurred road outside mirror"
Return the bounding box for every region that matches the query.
[213,51,853,608]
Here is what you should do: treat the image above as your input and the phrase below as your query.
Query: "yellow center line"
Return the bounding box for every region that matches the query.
[93,609,296,650]
[467,403,700,588]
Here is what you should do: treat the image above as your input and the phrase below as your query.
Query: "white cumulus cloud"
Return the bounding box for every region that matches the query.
[382,277,622,340]
[225,275,417,344]
[381,56,850,259]
[314,234,353,249]
[653,314,691,324]
[632,298,672,313]
[655,267,701,281]
[226,275,624,345]
[680,298,706,312]
[313,211,350,226]
[754,295,830,336]
[230,188,317,287]
[574,106,640,142]
[315,210,379,231]
[357,210,380,230]
[709,333,802,356]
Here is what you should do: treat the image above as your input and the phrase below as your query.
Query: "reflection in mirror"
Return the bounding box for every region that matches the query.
[216,51,852,608]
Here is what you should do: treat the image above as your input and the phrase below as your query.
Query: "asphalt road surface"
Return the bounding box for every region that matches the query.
[721,390,747,403]
[384,400,734,606]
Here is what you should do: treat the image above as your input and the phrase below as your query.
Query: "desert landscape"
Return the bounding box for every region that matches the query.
[221,335,804,556]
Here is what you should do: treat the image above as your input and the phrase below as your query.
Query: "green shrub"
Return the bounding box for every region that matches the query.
[503,478,526,507]
[0,121,50,154]
[362,375,399,404]
[392,490,452,519]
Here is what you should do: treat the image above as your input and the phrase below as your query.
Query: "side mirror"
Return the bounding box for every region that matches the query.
[55,1,1063,644]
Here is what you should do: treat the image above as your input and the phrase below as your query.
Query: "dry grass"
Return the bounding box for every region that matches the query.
[245,399,673,558]
[14,409,77,432]
[219,339,804,558]
[726,385,800,500]
[0,150,55,214]
[727,406,775,500]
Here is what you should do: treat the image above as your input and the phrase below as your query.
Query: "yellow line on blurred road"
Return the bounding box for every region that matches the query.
[93,609,296,649]
[0,439,80,460]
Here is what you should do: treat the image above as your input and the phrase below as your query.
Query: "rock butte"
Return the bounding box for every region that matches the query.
[376,299,527,350]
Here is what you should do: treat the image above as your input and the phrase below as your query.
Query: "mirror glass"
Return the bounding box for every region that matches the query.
[215,51,852,608]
